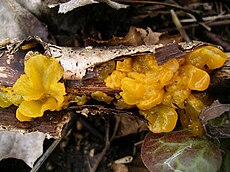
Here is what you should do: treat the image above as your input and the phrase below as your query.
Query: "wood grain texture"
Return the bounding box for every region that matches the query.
[0,106,71,138]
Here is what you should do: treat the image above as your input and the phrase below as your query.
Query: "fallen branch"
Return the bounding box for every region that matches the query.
[0,36,229,138]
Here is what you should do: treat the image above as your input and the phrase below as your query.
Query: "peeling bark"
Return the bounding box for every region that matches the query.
[0,106,71,139]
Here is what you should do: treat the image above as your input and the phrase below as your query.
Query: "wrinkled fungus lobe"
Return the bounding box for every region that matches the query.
[11,54,66,121]
[104,46,227,133]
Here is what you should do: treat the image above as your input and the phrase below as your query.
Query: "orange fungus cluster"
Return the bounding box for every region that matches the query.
[104,46,227,134]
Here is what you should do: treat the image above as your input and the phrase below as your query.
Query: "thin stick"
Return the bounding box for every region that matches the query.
[88,116,121,172]
[180,14,230,23]
[204,31,230,51]
[171,9,190,43]
[30,112,77,172]
[114,0,204,22]
[159,19,230,32]
[184,13,211,31]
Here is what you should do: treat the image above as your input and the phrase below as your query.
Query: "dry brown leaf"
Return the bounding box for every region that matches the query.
[200,100,230,125]
[90,26,163,46]
[200,100,230,138]
[0,131,46,168]
[115,115,148,137]
[86,26,182,46]
[137,27,163,46]
[0,0,48,41]
[111,163,128,172]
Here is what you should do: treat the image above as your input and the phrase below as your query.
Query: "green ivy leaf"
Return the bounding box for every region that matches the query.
[141,130,222,172]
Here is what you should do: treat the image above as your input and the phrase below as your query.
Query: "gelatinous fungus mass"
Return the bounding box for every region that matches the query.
[0,54,66,122]
[104,46,227,134]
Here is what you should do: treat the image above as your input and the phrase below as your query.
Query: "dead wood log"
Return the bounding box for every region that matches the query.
[211,54,230,93]
[0,106,71,139]
[0,36,229,138]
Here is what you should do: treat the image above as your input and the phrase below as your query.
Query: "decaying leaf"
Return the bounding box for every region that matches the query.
[0,131,46,168]
[200,100,230,138]
[115,115,148,137]
[111,163,128,172]
[141,130,222,172]
[87,26,182,46]
[200,100,230,125]
[0,0,48,41]
[48,0,129,14]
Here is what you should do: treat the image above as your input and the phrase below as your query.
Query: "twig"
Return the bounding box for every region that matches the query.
[180,14,230,23]
[88,116,121,172]
[171,9,190,43]
[30,111,77,172]
[159,19,230,32]
[184,13,211,31]
[115,0,218,32]
[204,31,230,51]
[114,0,204,22]
[199,22,211,31]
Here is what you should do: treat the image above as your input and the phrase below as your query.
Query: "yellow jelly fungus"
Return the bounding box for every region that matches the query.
[163,74,191,109]
[0,91,13,108]
[116,58,132,72]
[91,91,114,104]
[97,60,115,80]
[163,58,180,72]
[140,105,178,133]
[71,95,89,105]
[115,98,134,109]
[185,94,205,119]
[104,46,227,134]
[181,94,205,136]
[21,43,36,50]
[0,89,22,108]
[181,65,210,91]
[104,70,126,88]
[12,54,66,122]
[186,46,227,70]
[106,55,171,111]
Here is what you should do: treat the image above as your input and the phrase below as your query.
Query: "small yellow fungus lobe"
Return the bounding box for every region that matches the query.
[91,91,114,104]
[186,46,227,70]
[179,94,206,136]
[20,43,36,50]
[115,98,134,109]
[116,58,132,72]
[0,87,22,108]
[140,105,178,133]
[12,54,66,122]
[104,71,126,88]
[71,95,89,106]
[180,65,210,91]
[104,46,227,134]
[97,60,115,80]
